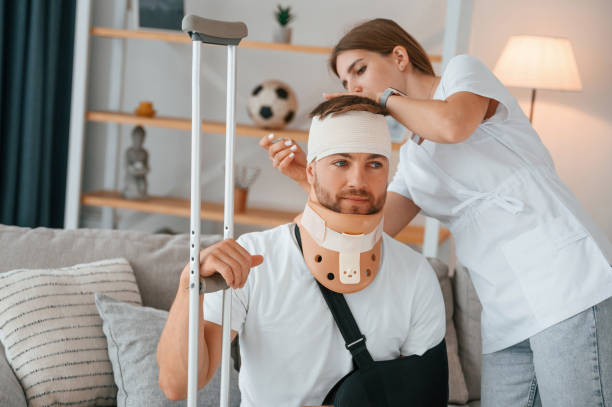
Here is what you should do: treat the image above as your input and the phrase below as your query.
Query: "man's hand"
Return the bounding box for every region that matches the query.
[181,239,264,290]
[259,134,308,192]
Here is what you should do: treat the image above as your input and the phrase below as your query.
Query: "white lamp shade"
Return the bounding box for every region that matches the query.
[493,35,582,91]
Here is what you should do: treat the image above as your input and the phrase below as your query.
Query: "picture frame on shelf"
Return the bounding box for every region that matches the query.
[131,0,184,31]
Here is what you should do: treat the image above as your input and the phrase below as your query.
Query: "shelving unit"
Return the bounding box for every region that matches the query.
[85,111,408,149]
[81,190,450,244]
[65,1,474,251]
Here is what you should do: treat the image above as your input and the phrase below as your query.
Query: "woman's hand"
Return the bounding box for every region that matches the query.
[323,90,382,104]
[259,134,309,192]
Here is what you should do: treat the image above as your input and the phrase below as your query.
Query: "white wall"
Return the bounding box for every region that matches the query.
[82,0,611,242]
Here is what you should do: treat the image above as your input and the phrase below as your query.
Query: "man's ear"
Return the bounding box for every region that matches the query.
[306,162,315,185]
[391,45,410,72]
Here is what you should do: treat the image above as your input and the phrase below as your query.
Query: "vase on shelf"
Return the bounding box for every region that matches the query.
[273,26,292,43]
[234,187,248,214]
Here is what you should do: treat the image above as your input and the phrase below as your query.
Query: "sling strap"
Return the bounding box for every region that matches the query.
[294,224,390,406]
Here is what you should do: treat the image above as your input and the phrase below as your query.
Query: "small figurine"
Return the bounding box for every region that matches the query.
[122,125,150,200]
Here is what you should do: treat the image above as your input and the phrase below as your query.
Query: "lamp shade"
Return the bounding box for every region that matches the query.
[493,35,582,91]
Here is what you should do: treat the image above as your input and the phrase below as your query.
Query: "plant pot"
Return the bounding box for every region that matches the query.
[234,187,248,214]
[273,26,292,44]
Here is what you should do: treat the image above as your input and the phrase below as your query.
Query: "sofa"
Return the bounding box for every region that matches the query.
[0,224,482,406]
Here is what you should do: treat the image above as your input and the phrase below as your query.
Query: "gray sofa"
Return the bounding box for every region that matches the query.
[0,224,482,406]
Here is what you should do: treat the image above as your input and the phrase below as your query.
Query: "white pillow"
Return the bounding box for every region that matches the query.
[95,293,241,406]
[0,258,142,407]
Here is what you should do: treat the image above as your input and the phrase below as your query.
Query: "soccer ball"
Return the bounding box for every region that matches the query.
[247,80,297,130]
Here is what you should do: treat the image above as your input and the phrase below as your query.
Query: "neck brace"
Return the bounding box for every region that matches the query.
[296,200,384,293]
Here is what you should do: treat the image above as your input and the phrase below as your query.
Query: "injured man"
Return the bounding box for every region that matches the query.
[157,96,449,407]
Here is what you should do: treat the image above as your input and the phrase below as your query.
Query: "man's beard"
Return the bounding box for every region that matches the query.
[314,173,386,215]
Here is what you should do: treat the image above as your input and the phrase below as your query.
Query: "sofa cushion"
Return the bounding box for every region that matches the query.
[94,293,240,406]
[0,258,142,407]
[0,225,221,310]
[452,264,482,401]
[0,342,27,407]
[427,258,469,405]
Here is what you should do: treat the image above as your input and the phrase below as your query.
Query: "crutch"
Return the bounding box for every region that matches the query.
[181,15,248,407]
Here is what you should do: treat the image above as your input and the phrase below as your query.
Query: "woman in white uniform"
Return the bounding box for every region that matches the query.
[260,18,612,407]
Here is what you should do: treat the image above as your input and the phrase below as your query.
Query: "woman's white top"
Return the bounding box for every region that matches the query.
[389,54,612,354]
[204,224,445,407]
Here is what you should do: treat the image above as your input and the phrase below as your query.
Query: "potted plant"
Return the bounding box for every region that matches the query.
[273,5,295,43]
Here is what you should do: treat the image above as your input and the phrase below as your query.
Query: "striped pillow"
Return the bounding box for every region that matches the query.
[0,258,142,407]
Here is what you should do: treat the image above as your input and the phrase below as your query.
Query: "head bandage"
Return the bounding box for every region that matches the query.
[307,111,391,163]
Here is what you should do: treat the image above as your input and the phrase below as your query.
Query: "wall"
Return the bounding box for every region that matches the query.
[82,0,611,243]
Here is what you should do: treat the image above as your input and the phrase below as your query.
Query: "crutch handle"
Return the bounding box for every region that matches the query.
[182,14,248,46]
[200,274,230,293]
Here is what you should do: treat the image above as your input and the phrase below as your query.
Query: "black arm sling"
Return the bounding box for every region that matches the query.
[294,224,449,407]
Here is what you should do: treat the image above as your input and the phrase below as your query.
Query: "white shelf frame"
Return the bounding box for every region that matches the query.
[64,0,473,258]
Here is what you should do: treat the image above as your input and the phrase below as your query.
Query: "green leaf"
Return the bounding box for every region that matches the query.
[274,5,295,26]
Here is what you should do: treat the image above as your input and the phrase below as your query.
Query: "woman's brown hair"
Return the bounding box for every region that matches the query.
[330,18,434,78]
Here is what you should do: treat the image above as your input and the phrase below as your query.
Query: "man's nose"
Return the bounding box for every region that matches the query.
[346,166,366,187]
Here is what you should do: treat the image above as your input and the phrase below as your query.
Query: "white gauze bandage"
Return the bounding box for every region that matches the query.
[307,110,391,163]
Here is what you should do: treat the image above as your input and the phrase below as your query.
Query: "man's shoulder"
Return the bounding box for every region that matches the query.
[381,233,429,266]
[236,223,294,248]
[380,234,437,288]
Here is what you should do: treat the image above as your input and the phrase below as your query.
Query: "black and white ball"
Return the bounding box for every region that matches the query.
[247,80,297,130]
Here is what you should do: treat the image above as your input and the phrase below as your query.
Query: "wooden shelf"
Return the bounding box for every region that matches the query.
[82,190,449,245]
[90,27,443,62]
[82,190,297,227]
[86,111,406,150]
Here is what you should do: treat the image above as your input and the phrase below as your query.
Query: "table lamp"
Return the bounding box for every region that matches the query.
[493,35,582,123]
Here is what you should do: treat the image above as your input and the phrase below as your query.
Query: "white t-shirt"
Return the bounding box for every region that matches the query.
[389,54,612,354]
[204,224,445,407]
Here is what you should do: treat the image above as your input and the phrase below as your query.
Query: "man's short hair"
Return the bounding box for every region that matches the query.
[309,95,389,119]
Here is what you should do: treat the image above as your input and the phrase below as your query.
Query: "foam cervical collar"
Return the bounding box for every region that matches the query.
[296,200,384,293]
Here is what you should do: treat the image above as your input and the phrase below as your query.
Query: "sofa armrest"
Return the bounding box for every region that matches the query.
[0,343,26,407]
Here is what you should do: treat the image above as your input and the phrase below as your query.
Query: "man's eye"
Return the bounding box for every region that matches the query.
[357,65,366,75]
[333,160,347,167]
[369,161,382,168]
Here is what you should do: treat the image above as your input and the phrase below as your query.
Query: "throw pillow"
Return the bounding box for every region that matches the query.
[94,293,241,407]
[453,264,483,401]
[0,258,142,407]
[427,258,470,405]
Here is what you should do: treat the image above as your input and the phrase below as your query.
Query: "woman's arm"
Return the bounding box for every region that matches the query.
[383,191,421,237]
[384,91,493,144]
[324,89,495,144]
